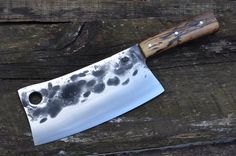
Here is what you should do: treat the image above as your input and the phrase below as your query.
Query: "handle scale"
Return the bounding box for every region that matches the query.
[139,12,219,58]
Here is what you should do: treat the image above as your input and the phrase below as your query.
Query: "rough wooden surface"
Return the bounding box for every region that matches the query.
[0,0,236,156]
[0,0,235,22]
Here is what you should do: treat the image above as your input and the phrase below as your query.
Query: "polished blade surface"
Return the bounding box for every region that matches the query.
[18,45,164,145]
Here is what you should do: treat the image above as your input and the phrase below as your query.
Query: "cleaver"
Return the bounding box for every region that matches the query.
[18,12,219,145]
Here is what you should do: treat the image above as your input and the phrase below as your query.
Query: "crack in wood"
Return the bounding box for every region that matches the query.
[97,138,236,156]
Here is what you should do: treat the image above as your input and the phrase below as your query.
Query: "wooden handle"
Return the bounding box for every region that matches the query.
[139,12,219,58]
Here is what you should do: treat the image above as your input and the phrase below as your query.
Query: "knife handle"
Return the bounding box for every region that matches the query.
[139,12,219,58]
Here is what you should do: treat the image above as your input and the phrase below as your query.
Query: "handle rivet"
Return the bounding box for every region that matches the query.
[174,31,179,35]
[148,43,152,48]
[199,21,204,25]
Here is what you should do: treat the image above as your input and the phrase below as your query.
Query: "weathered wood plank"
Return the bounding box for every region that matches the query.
[0,0,235,22]
[0,11,236,155]
[102,140,236,155]
[0,15,235,79]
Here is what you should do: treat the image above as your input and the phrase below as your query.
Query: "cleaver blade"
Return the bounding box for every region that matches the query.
[18,12,219,145]
[18,45,163,145]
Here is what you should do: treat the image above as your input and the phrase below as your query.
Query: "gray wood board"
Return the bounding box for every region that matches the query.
[0,0,235,22]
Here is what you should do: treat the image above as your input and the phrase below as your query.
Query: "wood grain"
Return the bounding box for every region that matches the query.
[0,0,236,155]
[0,0,235,22]
[140,12,219,58]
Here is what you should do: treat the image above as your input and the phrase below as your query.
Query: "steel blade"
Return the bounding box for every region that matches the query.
[18,44,164,145]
